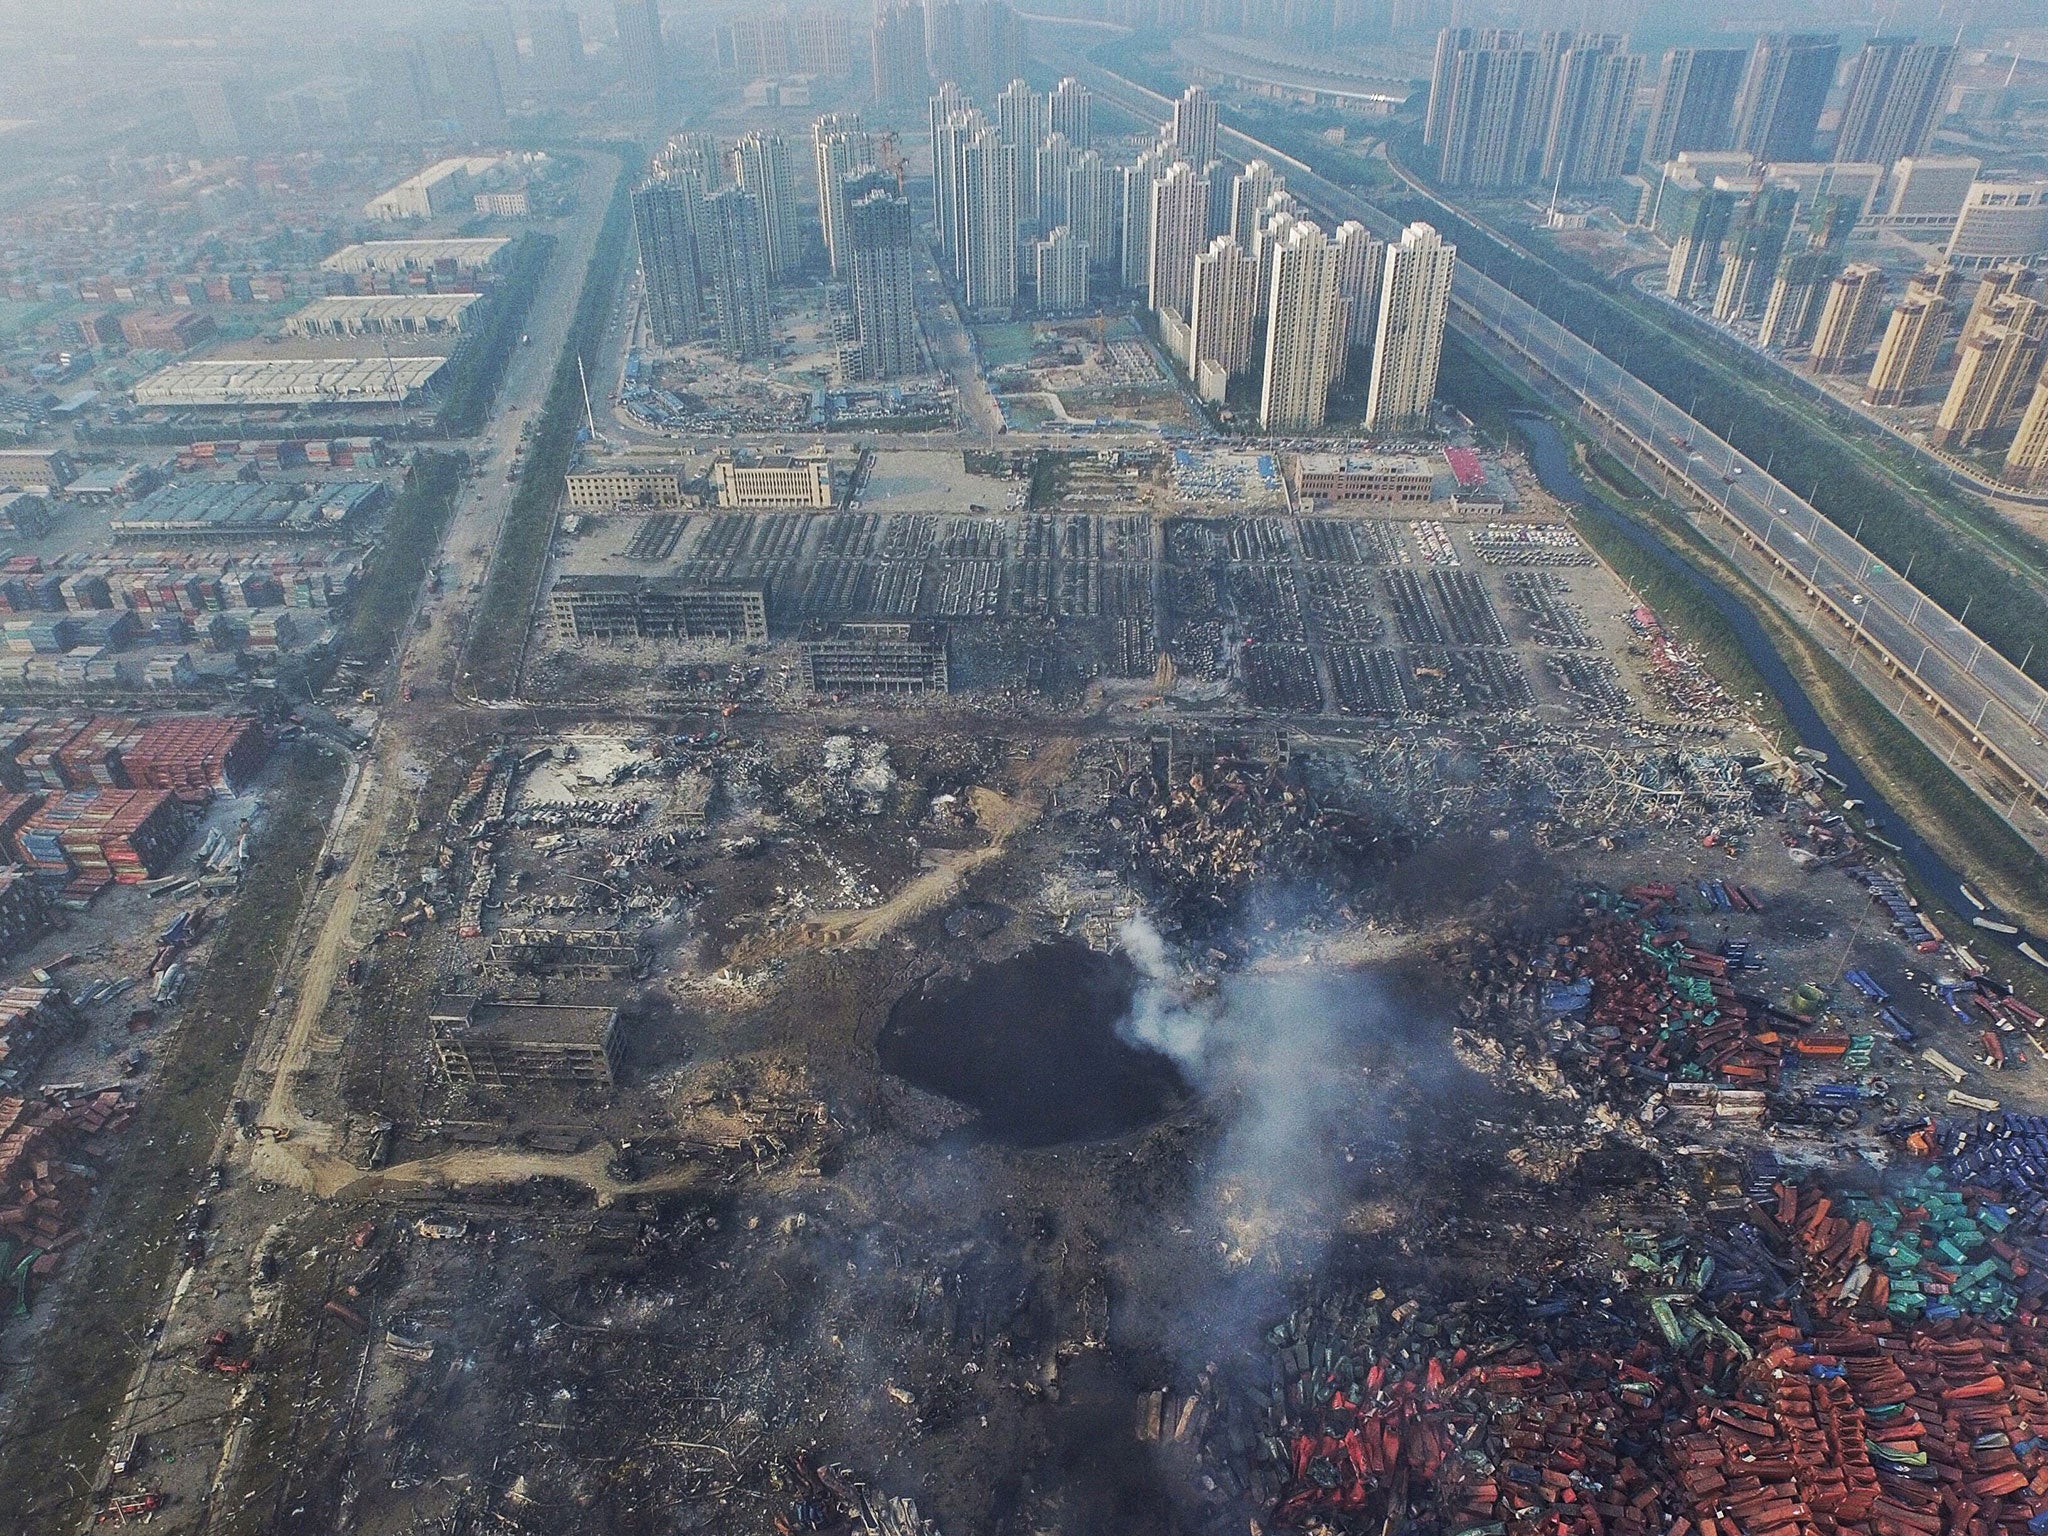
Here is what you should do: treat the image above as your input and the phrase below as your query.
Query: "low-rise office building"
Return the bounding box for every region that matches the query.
[548,577,769,643]
[430,997,622,1088]
[564,466,686,510]
[712,458,834,509]
[801,621,949,693]
[1291,454,1438,504]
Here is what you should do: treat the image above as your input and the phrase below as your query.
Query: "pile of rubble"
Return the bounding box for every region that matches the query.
[1108,754,1384,934]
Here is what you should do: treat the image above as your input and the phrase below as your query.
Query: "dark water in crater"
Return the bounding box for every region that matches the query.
[879,941,1190,1146]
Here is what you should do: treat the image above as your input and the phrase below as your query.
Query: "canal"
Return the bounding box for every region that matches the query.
[1515,412,2040,964]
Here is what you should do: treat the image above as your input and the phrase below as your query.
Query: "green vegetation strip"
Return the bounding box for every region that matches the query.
[1368,173,2048,687]
[0,746,348,1529]
[463,160,633,700]
[435,233,556,438]
[342,450,464,668]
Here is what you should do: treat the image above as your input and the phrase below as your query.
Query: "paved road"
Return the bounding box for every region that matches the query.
[1070,56,2048,829]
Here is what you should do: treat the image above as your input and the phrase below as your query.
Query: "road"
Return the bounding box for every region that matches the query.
[79,148,631,1532]
[1068,54,2048,841]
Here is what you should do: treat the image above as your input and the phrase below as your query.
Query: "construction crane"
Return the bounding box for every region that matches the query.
[874,130,908,194]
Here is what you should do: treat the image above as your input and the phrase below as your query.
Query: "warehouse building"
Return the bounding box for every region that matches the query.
[564,466,686,510]
[801,621,950,693]
[133,357,447,407]
[364,157,505,222]
[429,997,622,1088]
[113,480,387,538]
[280,294,482,338]
[548,577,769,643]
[712,458,834,509]
[319,238,510,278]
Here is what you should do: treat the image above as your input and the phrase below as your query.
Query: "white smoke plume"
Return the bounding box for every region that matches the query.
[1115,912,1220,1076]
[1115,908,1411,1283]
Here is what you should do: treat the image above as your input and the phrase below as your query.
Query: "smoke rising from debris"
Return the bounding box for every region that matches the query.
[1116,911,1409,1286]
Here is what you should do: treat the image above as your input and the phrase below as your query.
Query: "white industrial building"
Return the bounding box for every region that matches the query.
[320,239,510,277]
[1947,182,2048,270]
[364,157,506,221]
[133,357,448,407]
[281,294,483,338]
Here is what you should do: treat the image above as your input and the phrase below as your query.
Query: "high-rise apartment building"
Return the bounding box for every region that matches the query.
[1231,161,1283,250]
[700,186,775,360]
[721,12,782,78]
[1036,134,1079,235]
[1365,221,1456,435]
[936,1,1020,92]
[614,0,665,96]
[438,30,508,131]
[789,5,851,77]
[1260,222,1343,433]
[1428,30,1540,189]
[1933,297,2048,449]
[846,187,919,379]
[1334,221,1383,383]
[1540,36,1640,187]
[873,3,929,105]
[1735,34,1840,163]
[1191,234,1260,381]
[525,8,585,91]
[2005,371,2048,489]
[1643,47,1748,164]
[812,114,871,276]
[1666,188,1735,302]
[1835,37,1954,167]
[930,86,972,271]
[1712,184,1798,322]
[1035,226,1089,315]
[1963,264,2036,340]
[1147,160,1209,322]
[1120,146,1169,294]
[634,176,704,346]
[1171,85,1218,173]
[992,75,1041,147]
[734,133,803,281]
[1050,76,1092,148]
[1864,272,1954,405]
[1252,196,1305,327]
[960,124,1019,314]
[466,5,522,95]
[1067,150,1118,271]
[1758,194,1861,350]
[1808,263,1889,373]
[926,0,965,82]
[1203,159,1234,242]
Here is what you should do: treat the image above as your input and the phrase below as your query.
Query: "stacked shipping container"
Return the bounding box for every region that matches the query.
[3,714,265,797]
